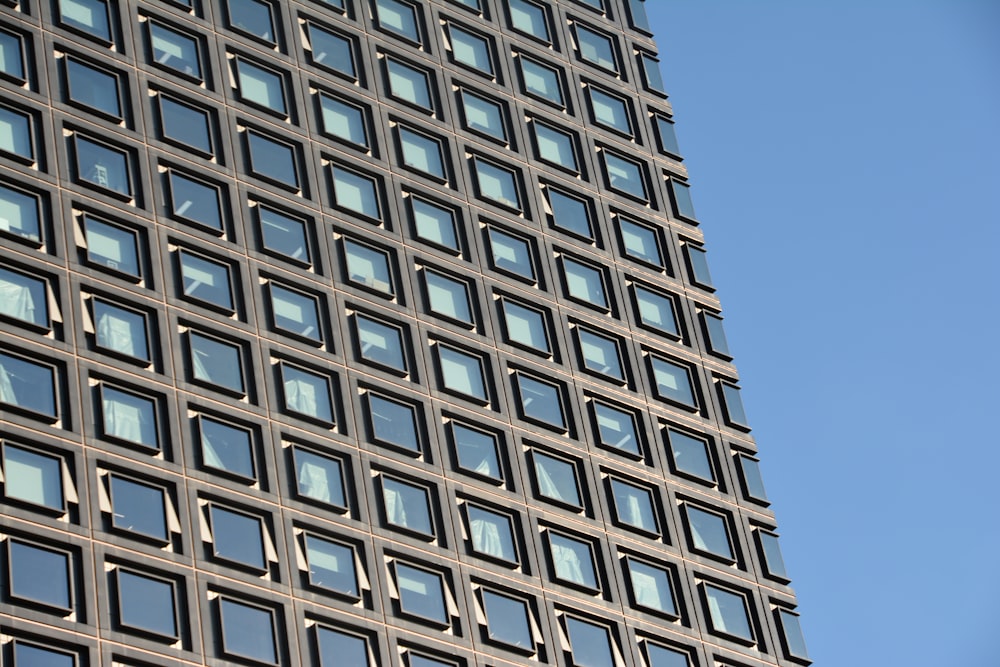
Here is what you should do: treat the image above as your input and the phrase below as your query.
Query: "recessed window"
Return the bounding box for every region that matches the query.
[610,478,659,535]
[447,24,493,76]
[669,179,697,221]
[188,331,246,395]
[65,56,122,119]
[280,362,336,424]
[11,642,77,667]
[701,311,731,358]
[116,568,179,639]
[500,297,550,354]
[6,538,72,611]
[343,237,395,295]
[268,282,323,343]
[591,401,641,457]
[575,0,605,11]
[397,126,447,180]
[374,0,422,43]
[518,55,564,106]
[394,562,449,625]
[168,170,224,231]
[548,532,598,590]
[381,474,435,537]
[227,0,277,44]
[653,114,682,157]
[0,351,58,420]
[639,52,666,95]
[307,23,357,79]
[702,583,755,643]
[650,356,698,409]
[626,0,651,31]
[319,93,369,149]
[209,504,267,570]
[588,86,632,135]
[576,328,625,382]
[684,243,714,289]
[258,204,311,265]
[0,105,34,163]
[758,529,789,580]
[385,56,435,111]
[450,421,504,481]
[72,134,132,197]
[466,503,517,562]
[329,163,382,221]
[304,533,359,597]
[561,256,609,310]
[178,249,235,312]
[59,0,112,43]
[99,385,159,449]
[532,121,579,173]
[108,473,169,541]
[574,23,618,72]
[564,616,616,667]
[684,504,735,561]
[354,313,408,372]
[149,21,202,80]
[736,453,768,504]
[633,285,679,337]
[157,93,213,154]
[409,195,460,251]
[617,217,664,268]
[246,129,300,190]
[625,557,677,617]
[532,450,582,508]
[646,643,692,667]
[778,609,810,661]
[666,428,715,484]
[514,372,566,431]
[1,442,65,510]
[82,215,142,278]
[471,156,521,210]
[436,344,488,403]
[0,183,41,243]
[423,268,474,324]
[720,381,749,428]
[0,29,27,83]
[487,225,536,282]
[198,414,255,479]
[236,58,287,115]
[218,596,279,664]
[366,392,421,453]
[316,626,370,666]
[92,298,151,362]
[603,150,647,201]
[0,266,49,329]
[544,186,593,239]
[458,88,507,143]
[507,0,550,42]
[292,445,348,508]
[481,589,534,650]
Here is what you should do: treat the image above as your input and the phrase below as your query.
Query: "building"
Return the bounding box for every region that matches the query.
[0,0,809,666]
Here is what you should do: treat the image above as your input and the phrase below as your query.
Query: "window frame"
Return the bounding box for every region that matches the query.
[587,84,634,137]
[372,0,424,46]
[245,127,302,191]
[608,477,660,537]
[665,426,717,486]
[516,53,565,107]
[187,329,248,397]
[0,103,37,165]
[464,501,519,565]
[434,341,489,404]
[114,566,181,640]
[379,472,437,539]
[257,202,313,267]
[328,162,384,222]
[0,349,60,422]
[106,471,172,543]
[1,440,69,513]
[590,399,643,458]
[290,444,350,511]
[90,295,153,364]
[546,530,600,592]
[5,537,74,613]
[166,168,227,233]
[395,123,449,181]
[602,148,649,202]
[80,213,144,280]
[267,280,325,345]
[0,264,53,332]
[177,247,237,314]
[278,360,337,426]
[97,382,161,451]
[217,595,281,664]
[700,581,757,645]
[456,86,509,145]
[575,326,627,384]
[470,154,523,212]
[0,27,28,85]
[234,55,288,117]
[341,236,396,296]
[196,412,258,481]
[445,22,496,78]
[302,531,362,600]
[479,587,537,653]
[498,296,551,356]
[683,502,737,563]
[422,266,476,327]
[616,215,665,269]
[485,224,537,283]
[505,0,552,44]
[530,119,581,175]
[513,371,568,432]
[572,21,620,74]
[226,0,279,47]
[407,192,462,254]
[624,555,679,619]
[364,390,423,455]
[449,420,505,484]
[563,614,620,667]
[561,254,611,312]
[531,449,585,511]
[353,311,410,375]
[383,53,436,113]
[392,560,451,627]
[0,181,43,246]
[58,0,115,45]
[207,502,270,572]
[305,22,358,81]
[155,90,215,156]
[318,91,371,151]
[632,283,681,339]
[147,19,204,82]
[71,132,135,200]
[648,354,699,410]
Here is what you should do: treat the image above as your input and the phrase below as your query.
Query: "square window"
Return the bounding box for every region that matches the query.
[457,87,508,143]
[702,583,755,643]
[409,195,460,251]
[304,533,359,597]
[269,283,323,342]
[507,0,550,42]
[518,55,564,106]
[0,266,49,329]
[685,243,713,289]
[577,328,625,381]
[307,24,357,79]
[397,126,447,180]
[666,428,715,484]
[100,385,159,449]
[218,597,279,664]
[465,503,517,562]
[564,616,616,667]
[116,568,178,639]
[450,422,503,481]
[329,164,383,220]
[189,331,246,395]
[59,0,112,42]
[645,643,692,667]
[532,451,582,508]
[532,121,579,173]
[639,52,666,95]
[701,311,731,358]
[603,151,647,201]
[545,186,593,239]
[654,114,682,157]
[591,401,641,457]
[778,609,810,660]
[292,446,348,508]
[0,183,41,243]
[0,351,58,420]
[1,443,64,510]
[720,381,749,428]
[227,0,277,44]
[394,562,448,625]
[109,474,169,541]
[82,215,142,278]
[736,454,768,503]
[561,256,609,310]
[149,21,202,80]
[198,414,256,479]
[381,474,435,537]
[92,298,151,362]
[500,298,550,354]
[758,529,789,580]
[588,86,632,135]
[548,532,598,589]
[487,226,536,282]
[609,479,658,534]
[178,249,235,311]
[670,179,697,220]
[354,313,408,372]
[625,557,677,617]
[366,392,421,453]
[385,56,434,111]
[258,204,311,265]
[0,105,34,162]
[343,237,395,294]
[0,29,27,83]
[63,56,125,121]
[423,268,473,324]
[247,129,300,190]
[650,356,698,409]
[447,24,494,76]
[236,58,287,115]
[72,134,132,197]
[280,362,336,424]
[436,344,487,402]
[319,93,369,149]
[209,504,267,570]
[7,538,72,611]
[574,24,618,72]
[471,156,521,210]
[684,504,735,561]
[514,372,566,431]
[617,217,664,268]
[633,285,679,337]
[316,626,370,667]
[481,589,534,650]
[11,642,77,667]
[168,170,224,231]
[157,93,213,154]
[374,0,422,43]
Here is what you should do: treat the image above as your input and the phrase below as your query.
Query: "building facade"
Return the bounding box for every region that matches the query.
[0,0,809,666]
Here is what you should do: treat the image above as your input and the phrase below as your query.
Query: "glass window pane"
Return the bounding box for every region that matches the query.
[508,0,548,41]
[459,88,506,141]
[437,345,486,400]
[237,60,286,114]
[671,180,697,219]
[399,127,445,178]
[576,25,616,71]
[305,534,358,596]
[501,300,549,353]
[382,476,433,535]
[655,116,682,156]
[760,531,788,579]
[344,239,393,293]
[210,505,266,569]
[93,301,149,360]
[534,124,578,173]
[150,22,201,79]
[565,617,615,667]
[547,188,590,237]
[604,152,646,200]
[110,475,168,540]
[592,402,640,455]
[578,329,623,379]
[449,25,492,74]
[355,315,406,371]
[0,267,48,327]
[0,352,57,417]
[487,227,534,280]
[83,216,141,276]
[159,94,212,153]
[634,286,678,336]
[228,0,275,42]
[0,184,40,242]
[219,598,278,663]
[281,364,334,422]
[686,245,713,287]
[650,357,696,407]
[317,627,369,666]
[270,284,321,341]
[534,452,581,507]
[410,655,454,667]
[396,563,447,623]
[386,58,433,109]
[466,504,516,561]
[101,386,158,448]
[626,558,676,615]
[410,196,458,249]
[60,0,111,41]
[667,428,714,482]
[686,505,733,559]
[199,416,255,478]
[424,270,472,323]
[703,584,753,641]
[610,479,657,533]
[640,53,666,94]
[473,158,520,209]
[309,24,355,77]
[738,454,768,502]
[618,218,663,266]
[330,165,381,219]
[74,136,130,196]
[8,540,71,608]
[2,444,63,509]
[248,131,299,188]
[519,57,562,105]
[647,644,690,667]
[516,374,565,429]
[368,394,419,451]
[779,610,809,659]
[482,590,532,648]
[169,172,223,230]
[118,570,177,637]
[563,258,607,309]
[13,642,76,667]
[589,87,630,134]
[320,95,368,147]
[189,332,244,394]
[0,30,26,81]
[0,106,33,159]
[721,382,749,426]
[451,423,502,480]
[703,312,731,357]
[179,251,233,310]
[293,447,346,507]
[259,205,310,263]
[375,0,420,41]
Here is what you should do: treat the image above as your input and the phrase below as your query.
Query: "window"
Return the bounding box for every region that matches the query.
[82,215,142,277]
[638,52,666,95]
[617,217,664,268]
[409,195,460,251]
[487,226,535,281]
[108,474,169,541]
[366,392,421,452]
[626,557,677,616]
[6,539,72,610]
[247,129,300,190]
[319,93,369,149]
[227,0,276,44]
[471,156,521,210]
[450,422,503,481]
[574,24,618,72]
[514,372,566,430]
[645,643,692,667]
[532,451,582,508]
[0,29,27,83]
[758,529,788,580]
[343,238,394,294]
[603,150,647,201]
[397,126,447,180]
[670,179,697,220]
[633,285,679,337]
[0,351,58,419]
[329,163,382,220]
[423,269,474,324]
[544,186,592,239]
[650,356,697,409]
[149,21,202,79]
[394,562,449,625]
[381,474,434,537]
[720,381,749,428]
[92,299,150,362]
[548,532,598,589]
[374,0,421,43]
[236,58,287,115]
[99,385,159,449]
[435,344,487,402]
[575,0,605,10]
[591,401,641,457]
[167,170,224,231]
[561,256,609,310]
[626,0,651,32]
[532,121,579,173]
[304,533,359,597]
[72,134,132,197]
[702,583,755,643]
[447,24,493,76]
[218,597,279,664]
[385,56,434,111]
[465,503,517,562]
[269,282,322,343]
[116,568,178,639]
[1,443,64,510]
[507,0,550,42]
[59,0,112,42]
[280,362,335,424]
[258,204,311,265]
[777,609,810,661]
[564,616,616,667]
[316,626,370,666]
[178,249,234,311]
[518,55,564,106]
[576,328,625,381]
[736,454,768,503]
[684,504,734,561]
[188,331,246,395]
[500,298,550,354]
[0,266,49,329]
[481,589,533,650]
[0,183,41,243]
[701,311,731,358]
[157,93,213,154]
[610,479,658,534]
[11,641,77,667]
[458,88,507,143]
[198,415,255,479]
[684,243,713,289]
[0,105,34,162]
[292,446,347,508]
[307,24,356,79]
[653,114,682,157]
[588,86,632,135]
[209,504,267,570]
[354,313,407,372]
[665,428,715,484]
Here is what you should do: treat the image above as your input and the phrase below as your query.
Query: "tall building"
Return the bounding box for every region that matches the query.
[0,0,809,666]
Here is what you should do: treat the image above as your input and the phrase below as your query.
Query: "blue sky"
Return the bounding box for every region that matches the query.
[646,2,1000,665]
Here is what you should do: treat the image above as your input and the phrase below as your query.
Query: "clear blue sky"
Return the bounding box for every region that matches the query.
[646,2,1000,665]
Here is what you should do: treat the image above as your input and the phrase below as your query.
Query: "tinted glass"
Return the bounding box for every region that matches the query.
[667,429,714,482]
[508,0,548,40]
[626,558,676,615]
[169,172,223,230]
[199,416,255,478]
[83,216,141,276]
[437,345,486,400]
[237,59,286,113]
[410,197,459,250]
[13,643,76,667]
[396,563,447,623]
[519,57,562,105]
[482,590,532,648]
[565,617,615,667]
[760,531,788,579]
[355,315,406,371]
[399,127,445,178]
[703,312,731,356]
[309,25,356,77]
[74,136,130,196]
[459,89,506,141]
[60,0,111,41]
[150,23,201,78]
[686,505,733,559]
[118,570,177,637]
[738,454,768,502]
[160,95,212,153]
[547,188,590,237]
[516,374,565,429]
[270,284,322,341]
[548,533,597,588]
[228,0,275,42]
[386,59,433,109]
[451,423,502,480]
[592,402,640,455]
[306,534,358,596]
[634,286,678,335]
[619,218,663,266]
[650,357,696,407]
[703,584,753,641]
[721,383,749,426]
[589,87,630,134]
[382,476,433,535]
[449,25,492,74]
[101,386,158,448]
[0,352,57,417]
[190,333,244,394]
[575,25,616,71]
[466,504,516,561]
[376,0,420,41]
[3,445,63,508]
[368,394,419,451]
[110,475,168,540]
[330,165,381,219]
[320,95,368,147]
[210,505,266,569]
[219,598,278,663]
[0,106,33,159]
[9,540,71,608]
[563,258,607,309]
[647,644,690,667]
[487,227,534,280]
[293,447,346,506]
[424,270,472,323]
[501,300,549,352]
[578,329,623,379]
[317,627,369,666]
[671,180,697,219]
[610,479,657,533]
[604,152,646,200]
[344,239,393,293]
[0,184,40,242]
[93,300,148,360]
[0,31,25,81]
[260,206,310,263]
[179,251,233,310]
[779,610,810,659]
[0,267,47,327]
[533,452,581,506]
[473,158,520,209]
[247,131,299,188]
